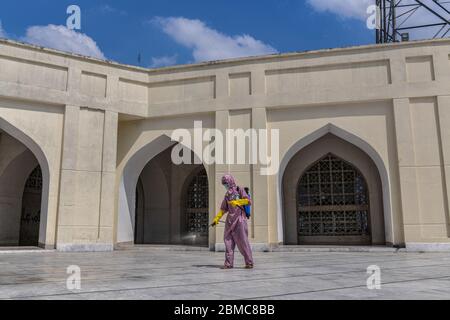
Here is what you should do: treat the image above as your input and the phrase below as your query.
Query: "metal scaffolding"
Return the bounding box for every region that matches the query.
[376,0,450,43]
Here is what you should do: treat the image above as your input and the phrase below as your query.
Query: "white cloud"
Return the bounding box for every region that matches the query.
[152,17,277,62]
[150,55,177,68]
[21,25,105,59]
[307,0,372,20]
[99,5,127,16]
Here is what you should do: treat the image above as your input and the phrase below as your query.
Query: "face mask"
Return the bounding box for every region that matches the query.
[223,183,230,191]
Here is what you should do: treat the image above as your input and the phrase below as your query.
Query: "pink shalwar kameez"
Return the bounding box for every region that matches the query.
[220,175,254,268]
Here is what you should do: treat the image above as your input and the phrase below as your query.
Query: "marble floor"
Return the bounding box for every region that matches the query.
[1,247,450,300]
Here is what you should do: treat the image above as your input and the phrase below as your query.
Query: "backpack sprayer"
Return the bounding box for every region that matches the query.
[243,187,252,219]
[234,187,252,219]
[211,187,252,227]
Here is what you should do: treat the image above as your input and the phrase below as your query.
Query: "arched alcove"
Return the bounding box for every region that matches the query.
[292,153,373,245]
[118,135,210,247]
[0,118,50,247]
[278,125,391,245]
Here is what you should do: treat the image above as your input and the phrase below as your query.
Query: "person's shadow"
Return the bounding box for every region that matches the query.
[192,265,222,269]
[192,265,248,269]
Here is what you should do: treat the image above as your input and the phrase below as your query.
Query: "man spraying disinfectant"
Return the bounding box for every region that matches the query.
[211,174,254,269]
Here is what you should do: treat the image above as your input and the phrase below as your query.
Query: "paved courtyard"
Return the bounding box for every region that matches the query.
[1,246,450,300]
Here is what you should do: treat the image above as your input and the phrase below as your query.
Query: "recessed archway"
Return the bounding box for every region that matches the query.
[118,135,211,247]
[0,120,50,248]
[294,153,373,245]
[133,145,208,246]
[279,126,390,245]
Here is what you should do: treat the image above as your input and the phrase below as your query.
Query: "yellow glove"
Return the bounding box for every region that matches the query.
[212,210,224,226]
[229,199,250,207]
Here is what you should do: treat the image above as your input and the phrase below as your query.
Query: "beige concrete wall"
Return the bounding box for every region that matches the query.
[394,97,450,248]
[57,106,118,251]
[0,38,449,250]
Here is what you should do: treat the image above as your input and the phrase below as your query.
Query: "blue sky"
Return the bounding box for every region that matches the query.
[0,1,385,67]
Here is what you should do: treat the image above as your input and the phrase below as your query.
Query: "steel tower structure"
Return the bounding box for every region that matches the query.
[376,0,450,43]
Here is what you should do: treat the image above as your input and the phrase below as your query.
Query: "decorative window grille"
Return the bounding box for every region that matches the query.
[25,166,42,193]
[186,169,209,236]
[297,154,370,237]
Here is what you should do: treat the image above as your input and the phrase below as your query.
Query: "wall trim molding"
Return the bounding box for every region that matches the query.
[57,243,114,252]
[406,242,450,252]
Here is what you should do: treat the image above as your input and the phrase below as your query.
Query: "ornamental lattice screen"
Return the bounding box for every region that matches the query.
[24,166,42,192]
[20,166,42,246]
[297,154,370,244]
[186,169,209,241]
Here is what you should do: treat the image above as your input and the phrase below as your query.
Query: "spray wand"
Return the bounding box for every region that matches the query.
[210,221,225,227]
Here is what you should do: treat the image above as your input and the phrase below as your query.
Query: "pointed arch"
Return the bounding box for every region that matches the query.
[0,117,51,246]
[295,153,371,244]
[117,134,209,244]
[277,124,393,244]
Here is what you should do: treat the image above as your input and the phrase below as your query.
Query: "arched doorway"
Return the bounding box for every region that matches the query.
[297,154,370,245]
[133,144,209,246]
[283,133,385,245]
[0,128,48,248]
[19,166,42,246]
[183,168,209,246]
